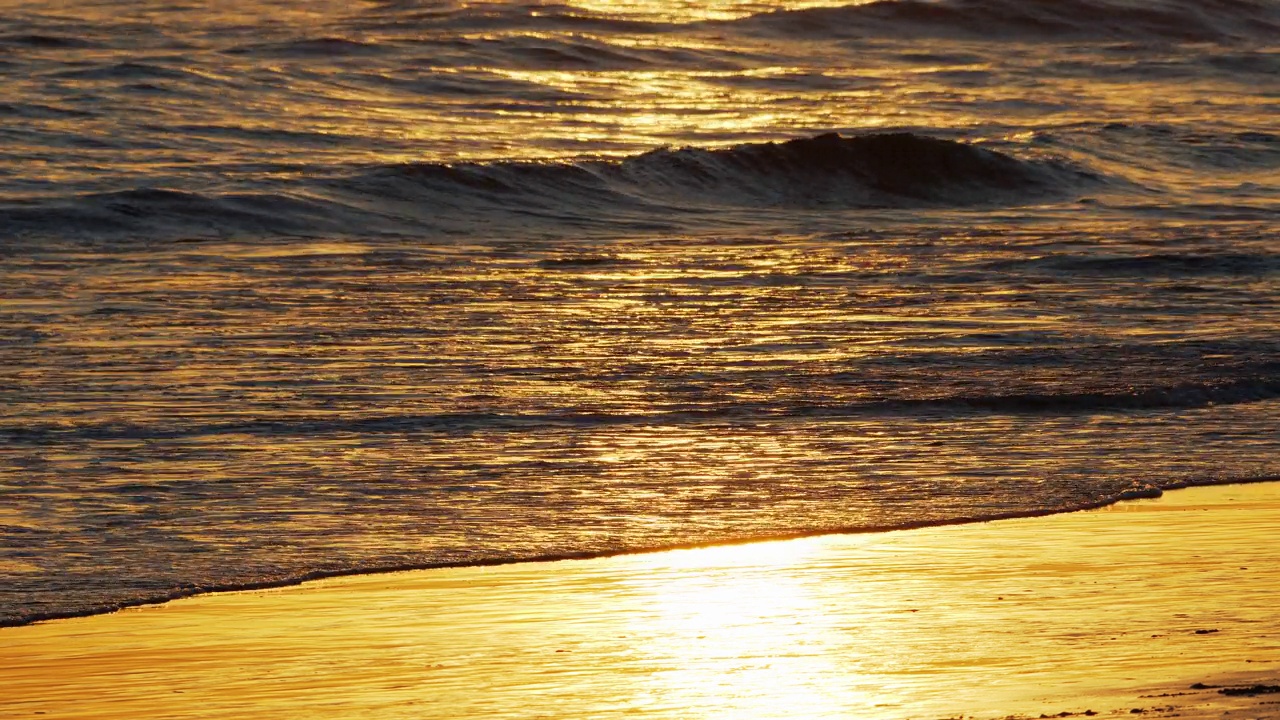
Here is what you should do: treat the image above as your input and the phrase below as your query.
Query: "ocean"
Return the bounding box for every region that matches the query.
[1,0,1277,627]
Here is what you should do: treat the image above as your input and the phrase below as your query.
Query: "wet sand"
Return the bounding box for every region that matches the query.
[3,482,1278,720]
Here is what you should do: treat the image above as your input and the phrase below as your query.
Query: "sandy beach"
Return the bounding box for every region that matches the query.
[3,481,1278,720]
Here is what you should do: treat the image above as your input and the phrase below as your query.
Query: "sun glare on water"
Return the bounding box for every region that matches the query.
[559,0,868,22]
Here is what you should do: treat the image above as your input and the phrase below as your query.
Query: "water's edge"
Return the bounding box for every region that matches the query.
[7,474,1277,630]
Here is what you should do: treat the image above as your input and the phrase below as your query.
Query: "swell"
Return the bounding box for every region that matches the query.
[351,2,668,36]
[227,33,750,72]
[983,250,1280,277]
[727,0,1280,43]
[342,0,1280,43]
[0,133,1099,241]
[0,188,371,241]
[7,377,1279,444]
[5,475,1277,629]
[1089,124,1280,172]
[0,33,106,49]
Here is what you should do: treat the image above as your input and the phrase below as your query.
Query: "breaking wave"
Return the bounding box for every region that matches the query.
[0,133,1098,241]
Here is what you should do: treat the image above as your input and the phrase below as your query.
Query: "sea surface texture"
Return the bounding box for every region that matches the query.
[1,0,1278,625]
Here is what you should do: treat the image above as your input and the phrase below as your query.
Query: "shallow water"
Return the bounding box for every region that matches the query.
[1,0,1278,625]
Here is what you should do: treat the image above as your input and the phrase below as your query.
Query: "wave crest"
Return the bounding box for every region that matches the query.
[730,0,1280,42]
[0,133,1099,241]
[608,132,1089,207]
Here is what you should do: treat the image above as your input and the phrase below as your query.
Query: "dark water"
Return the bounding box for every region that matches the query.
[2,0,1278,626]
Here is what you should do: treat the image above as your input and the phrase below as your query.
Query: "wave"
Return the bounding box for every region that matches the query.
[354,67,592,101]
[983,250,1280,277]
[46,61,202,82]
[348,0,1280,43]
[902,377,1280,413]
[0,102,96,120]
[0,133,1099,241]
[7,377,1278,445]
[5,474,1277,629]
[727,0,1280,43]
[0,188,370,241]
[222,37,391,57]
[341,132,1090,219]
[598,132,1092,206]
[351,2,668,36]
[0,33,106,49]
[235,33,752,72]
[1090,124,1280,171]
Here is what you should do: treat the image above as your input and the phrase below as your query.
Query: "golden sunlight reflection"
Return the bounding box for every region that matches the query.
[562,0,866,22]
[618,538,877,718]
[3,485,1280,719]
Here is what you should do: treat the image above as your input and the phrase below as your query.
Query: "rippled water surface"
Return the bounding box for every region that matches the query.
[2,0,1278,625]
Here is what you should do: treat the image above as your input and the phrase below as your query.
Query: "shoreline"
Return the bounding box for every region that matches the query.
[4,481,1279,719]
[6,474,1277,630]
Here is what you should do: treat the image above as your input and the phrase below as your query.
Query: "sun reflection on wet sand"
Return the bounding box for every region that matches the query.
[3,483,1279,719]
[618,539,870,718]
